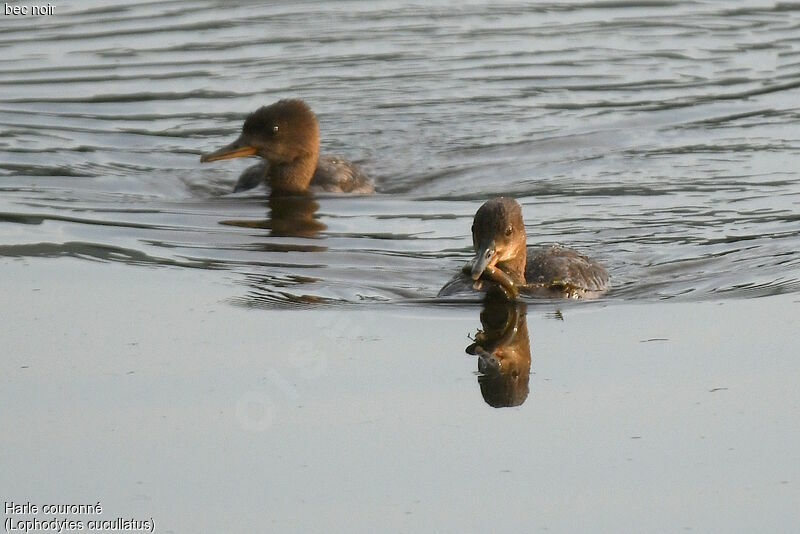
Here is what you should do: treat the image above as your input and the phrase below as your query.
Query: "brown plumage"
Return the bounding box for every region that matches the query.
[201,99,373,195]
[438,197,609,299]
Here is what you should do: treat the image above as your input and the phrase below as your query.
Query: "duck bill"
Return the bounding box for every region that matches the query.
[200,137,258,162]
[470,243,498,281]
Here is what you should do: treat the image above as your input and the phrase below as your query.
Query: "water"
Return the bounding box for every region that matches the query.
[2,0,800,304]
[2,1,800,531]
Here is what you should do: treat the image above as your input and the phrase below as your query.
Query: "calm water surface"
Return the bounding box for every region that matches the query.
[2,1,800,531]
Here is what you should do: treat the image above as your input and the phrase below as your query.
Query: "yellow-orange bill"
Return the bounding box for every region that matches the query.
[200,142,257,162]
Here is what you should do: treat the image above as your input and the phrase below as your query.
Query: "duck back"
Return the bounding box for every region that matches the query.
[525,244,608,295]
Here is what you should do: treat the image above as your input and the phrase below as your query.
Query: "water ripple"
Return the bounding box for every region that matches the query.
[2,0,800,306]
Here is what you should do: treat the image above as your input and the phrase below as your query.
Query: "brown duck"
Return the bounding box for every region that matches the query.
[439,197,609,299]
[201,99,373,195]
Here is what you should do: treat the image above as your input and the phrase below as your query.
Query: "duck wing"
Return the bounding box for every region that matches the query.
[311,155,374,194]
[525,244,609,293]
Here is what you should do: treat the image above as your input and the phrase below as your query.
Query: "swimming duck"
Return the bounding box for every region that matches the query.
[200,99,373,195]
[438,197,609,298]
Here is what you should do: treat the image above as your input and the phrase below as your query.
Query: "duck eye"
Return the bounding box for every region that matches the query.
[505,226,513,237]
[272,125,279,133]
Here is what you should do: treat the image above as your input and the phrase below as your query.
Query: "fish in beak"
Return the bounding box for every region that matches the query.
[470,242,497,281]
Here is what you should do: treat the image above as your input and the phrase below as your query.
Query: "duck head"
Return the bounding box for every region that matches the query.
[201,99,320,193]
[470,197,527,284]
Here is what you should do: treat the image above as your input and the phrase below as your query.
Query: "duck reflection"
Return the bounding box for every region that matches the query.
[222,194,329,308]
[466,297,531,408]
[220,193,326,239]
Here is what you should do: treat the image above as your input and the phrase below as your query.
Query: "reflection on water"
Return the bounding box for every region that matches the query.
[467,298,531,408]
[220,195,326,239]
[2,1,800,305]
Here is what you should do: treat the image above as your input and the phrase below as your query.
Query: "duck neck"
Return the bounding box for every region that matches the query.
[497,242,527,286]
[267,154,318,194]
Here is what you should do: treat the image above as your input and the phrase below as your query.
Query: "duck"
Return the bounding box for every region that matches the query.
[438,197,609,299]
[200,99,373,195]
